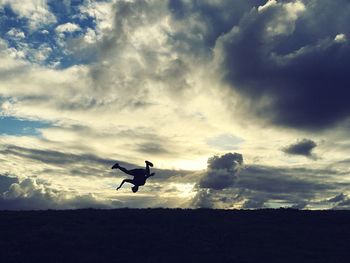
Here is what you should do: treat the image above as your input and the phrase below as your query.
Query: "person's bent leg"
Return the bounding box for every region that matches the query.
[145,160,153,167]
[145,161,153,175]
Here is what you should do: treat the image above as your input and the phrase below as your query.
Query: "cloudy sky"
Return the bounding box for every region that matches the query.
[0,0,350,210]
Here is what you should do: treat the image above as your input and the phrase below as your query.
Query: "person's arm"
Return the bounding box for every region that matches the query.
[146,172,155,179]
[117,179,134,190]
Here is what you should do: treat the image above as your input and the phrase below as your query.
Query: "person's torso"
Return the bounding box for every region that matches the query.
[133,176,146,186]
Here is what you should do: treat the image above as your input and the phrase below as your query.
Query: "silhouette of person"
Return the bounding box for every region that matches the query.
[112,160,155,193]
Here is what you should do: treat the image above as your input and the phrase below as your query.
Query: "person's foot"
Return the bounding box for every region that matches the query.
[145,160,153,167]
[112,163,120,169]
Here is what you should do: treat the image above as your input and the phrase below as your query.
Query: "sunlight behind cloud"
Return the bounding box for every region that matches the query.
[0,0,350,210]
[169,157,209,171]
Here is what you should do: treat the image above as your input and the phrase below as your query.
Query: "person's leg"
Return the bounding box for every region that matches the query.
[145,160,153,175]
[112,163,136,176]
[116,179,134,190]
[118,166,133,175]
[128,169,145,177]
[145,160,153,167]
[111,162,119,169]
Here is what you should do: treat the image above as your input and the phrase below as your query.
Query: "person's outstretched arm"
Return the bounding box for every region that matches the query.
[117,179,134,190]
[146,172,155,179]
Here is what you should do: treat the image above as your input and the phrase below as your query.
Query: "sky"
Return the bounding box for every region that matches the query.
[0,0,350,210]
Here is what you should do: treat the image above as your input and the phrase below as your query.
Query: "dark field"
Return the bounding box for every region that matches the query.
[0,209,350,262]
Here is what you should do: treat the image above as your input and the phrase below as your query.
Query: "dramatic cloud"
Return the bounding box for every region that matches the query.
[1,0,350,210]
[199,153,243,190]
[0,175,120,210]
[238,165,333,197]
[193,152,345,209]
[0,143,197,209]
[215,0,350,130]
[282,139,317,158]
[191,189,215,209]
[193,152,243,208]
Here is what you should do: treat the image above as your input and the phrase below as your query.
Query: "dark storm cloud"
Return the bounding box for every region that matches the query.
[199,152,243,190]
[282,139,317,158]
[94,0,350,130]
[291,201,308,210]
[239,165,332,197]
[190,189,214,208]
[215,0,350,130]
[335,198,350,208]
[193,152,344,209]
[328,193,350,210]
[235,165,342,209]
[168,0,266,47]
[207,152,243,170]
[241,198,266,209]
[199,170,237,190]
[328,193,346,203]
[90,0,271,105]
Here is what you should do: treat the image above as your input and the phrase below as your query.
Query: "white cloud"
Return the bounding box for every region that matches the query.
[0,37,52,64]
[55,22,81,33]
[78,0,115,41]
[7,47,26,59]
[6,28,25,39]
[0,0,341,172]
[32,44,52,62]
[83,28,98,44]
[0,0,56,29]
[258,0,278,13]
[259,0,306,37]
[0,176,120,210]
[334,33,347,43]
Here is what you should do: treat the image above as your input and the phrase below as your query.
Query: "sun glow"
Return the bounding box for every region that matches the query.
[170,156,209,171]
[166,183,196,198]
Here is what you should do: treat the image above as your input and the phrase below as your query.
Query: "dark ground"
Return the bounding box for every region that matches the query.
[0,209,349,262]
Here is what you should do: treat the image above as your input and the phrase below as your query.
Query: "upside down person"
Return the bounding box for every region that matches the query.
[112,160,155,193]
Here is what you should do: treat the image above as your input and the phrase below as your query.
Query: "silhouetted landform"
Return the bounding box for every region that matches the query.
[0,208,350,262]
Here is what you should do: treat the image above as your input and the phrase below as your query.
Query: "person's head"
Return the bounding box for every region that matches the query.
[131,185,139,193]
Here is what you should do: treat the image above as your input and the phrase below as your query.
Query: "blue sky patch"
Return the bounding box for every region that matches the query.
[0,0,99,68]
[0,116,51,136]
